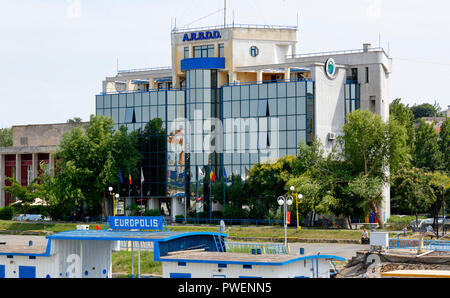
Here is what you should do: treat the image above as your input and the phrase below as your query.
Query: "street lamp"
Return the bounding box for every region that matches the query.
[109,187,120,216]
[278,195,293,249]
[290,186,303,232]
[443,183,446,236]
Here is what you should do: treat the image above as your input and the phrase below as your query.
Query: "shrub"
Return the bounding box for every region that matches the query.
[175,215,185,223]
[0,206,14,220]
[143,209,162,217]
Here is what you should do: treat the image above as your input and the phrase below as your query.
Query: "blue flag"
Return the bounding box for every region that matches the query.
[118,169,123,183]
[223,168,228,182]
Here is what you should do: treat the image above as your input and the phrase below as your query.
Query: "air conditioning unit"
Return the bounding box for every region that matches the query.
[328,132,337,141]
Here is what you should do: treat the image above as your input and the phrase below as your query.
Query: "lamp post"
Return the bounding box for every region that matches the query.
[290,186,303,232]
[443,183,446,236]
[278,195,293,248]
[109,187,120,216]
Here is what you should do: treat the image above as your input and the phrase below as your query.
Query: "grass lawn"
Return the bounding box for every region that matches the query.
[0,220,413,240]
[112,251,162,277]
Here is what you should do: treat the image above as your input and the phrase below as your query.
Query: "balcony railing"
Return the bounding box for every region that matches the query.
[172,23,298,34]
[287,47,388,60]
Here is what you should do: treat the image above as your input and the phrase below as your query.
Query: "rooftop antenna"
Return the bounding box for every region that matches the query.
[224,0,227,27]
[233,9,235,26]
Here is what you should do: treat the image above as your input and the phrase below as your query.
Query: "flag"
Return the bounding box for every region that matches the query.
[198,167,205,179]
[210,170,216,183]
[128,169,132,185]
[223,168,228,182]
[140,167,145,184]
[118,169,123,183]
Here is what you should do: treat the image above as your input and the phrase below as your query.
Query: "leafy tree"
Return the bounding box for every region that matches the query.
[67,117,83,124]
[339,110,409,228]
[247,155,296,219]
[391,168,435,224]
[287,173,337,227]
[410,102,441,119]
[390,98,415,161]
[0,128,12,147]
[53,115,142,218]
[439,118,450,173]
[413,119,443,171]
[3,177,45,215]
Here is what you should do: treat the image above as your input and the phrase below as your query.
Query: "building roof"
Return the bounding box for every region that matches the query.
[46,230,227,243]
[158,250,345,266]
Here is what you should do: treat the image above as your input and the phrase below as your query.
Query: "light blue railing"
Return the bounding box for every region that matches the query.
[225,242,288,255]
[389,239,450,251]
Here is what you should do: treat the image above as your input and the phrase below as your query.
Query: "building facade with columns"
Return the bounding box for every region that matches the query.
[96,24,392,222]
[0,123,84,207]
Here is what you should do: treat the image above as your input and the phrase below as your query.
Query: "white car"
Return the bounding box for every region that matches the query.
[12,214,52,222]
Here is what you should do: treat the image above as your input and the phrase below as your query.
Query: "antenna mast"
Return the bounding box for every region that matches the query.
[224,0,227,27]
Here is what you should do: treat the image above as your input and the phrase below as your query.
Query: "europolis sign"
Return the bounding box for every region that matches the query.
[107,216,164,231]
[182,30,222,42]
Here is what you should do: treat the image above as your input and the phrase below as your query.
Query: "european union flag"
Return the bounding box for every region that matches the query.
[118,169,123,183]
[223,168,228,182]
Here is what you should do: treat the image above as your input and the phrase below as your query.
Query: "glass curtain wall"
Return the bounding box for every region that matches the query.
[95,89,185,202]
[185,69,220,208]
[222,80,314,180]
[345,83,361,117]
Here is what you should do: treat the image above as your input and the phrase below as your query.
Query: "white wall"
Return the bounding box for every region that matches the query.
[162,258,332,278]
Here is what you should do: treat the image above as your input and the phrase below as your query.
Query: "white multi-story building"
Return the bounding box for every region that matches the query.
[97,24,392,222]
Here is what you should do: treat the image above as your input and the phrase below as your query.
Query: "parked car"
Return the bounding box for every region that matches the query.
[409,218,450,232]
[12,214,51,222]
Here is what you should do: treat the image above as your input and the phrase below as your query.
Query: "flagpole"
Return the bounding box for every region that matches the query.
[209,169,212,224]
[196,166,199,225]
[128,169,131,216]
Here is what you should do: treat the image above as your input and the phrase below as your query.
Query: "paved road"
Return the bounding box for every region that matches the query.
[288,243,367,260]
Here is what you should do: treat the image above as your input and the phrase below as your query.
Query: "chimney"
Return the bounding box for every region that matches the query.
[363,43,371,52]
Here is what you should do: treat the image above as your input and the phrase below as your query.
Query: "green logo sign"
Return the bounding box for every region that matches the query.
[325,58,336,79]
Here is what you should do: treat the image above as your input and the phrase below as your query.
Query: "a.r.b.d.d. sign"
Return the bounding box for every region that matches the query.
[107,216,165,231]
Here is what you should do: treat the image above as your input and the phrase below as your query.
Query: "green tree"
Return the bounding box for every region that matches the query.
[410,102,441,119]
[248,155,296,219]
[413,119,443,171]
[439,118,450,173]
[3,177,45,215]
[0,128,12,147]
[391,168,435,225]
[390,98,415,161]
[339,110,409,228]
[53,115,142,218]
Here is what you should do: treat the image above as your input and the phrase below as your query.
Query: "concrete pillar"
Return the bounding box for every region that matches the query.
[229,71,237,84]
[284,67,291,82]
[171,197,185,221]
[256,70,263,83]
[0,154,5,208]
[147,198,159,212]
[31,153,37,181]
[15,154,21,185]
[149,78,156,90]
[49,153,55,176]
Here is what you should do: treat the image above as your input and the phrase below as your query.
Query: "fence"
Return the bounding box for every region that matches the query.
[389,239,450,251]
[225,242,288,255]
[173,217,297,227]
[118,241,288,254]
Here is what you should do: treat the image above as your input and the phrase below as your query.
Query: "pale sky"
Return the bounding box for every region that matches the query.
[0,0,449,128]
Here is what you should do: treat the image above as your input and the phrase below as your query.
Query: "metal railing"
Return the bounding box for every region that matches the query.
[224,77,313,87]
[225,242,288,254]
[287,47,388,60]
[117,66,172,74]
[175,217,293,227]
[172,24,297,34]
[118,240,287,255]
[389,238,450,251]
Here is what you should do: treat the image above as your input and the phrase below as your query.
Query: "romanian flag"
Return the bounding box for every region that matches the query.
[128,169,132,185]
[210,170,216,183]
